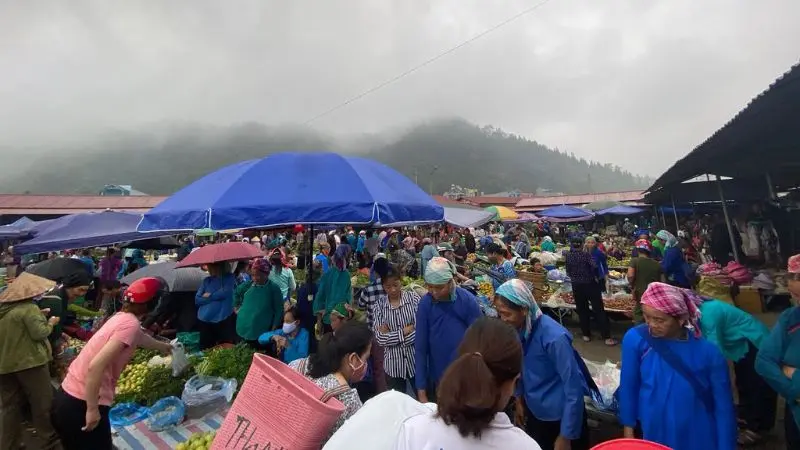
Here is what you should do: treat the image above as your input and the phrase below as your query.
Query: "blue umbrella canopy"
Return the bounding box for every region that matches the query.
[15,211,175,254]
[538,204,594,219]
[138,152,444,231]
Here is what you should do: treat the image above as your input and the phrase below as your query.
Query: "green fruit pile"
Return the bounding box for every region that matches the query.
[176,431,216,450]
[116,362,149,398]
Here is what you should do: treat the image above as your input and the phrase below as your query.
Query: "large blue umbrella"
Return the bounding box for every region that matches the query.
[15,210,175,254]
[538,204,594,220]
[137,152,444,231]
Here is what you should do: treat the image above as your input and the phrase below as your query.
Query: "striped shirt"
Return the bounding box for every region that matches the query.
[357,280,385,328]
[373,290,421,379]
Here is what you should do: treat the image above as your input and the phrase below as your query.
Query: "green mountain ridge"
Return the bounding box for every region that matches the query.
[0,118,649,196]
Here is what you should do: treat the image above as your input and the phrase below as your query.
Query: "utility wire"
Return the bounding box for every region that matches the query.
[304,0,552,125]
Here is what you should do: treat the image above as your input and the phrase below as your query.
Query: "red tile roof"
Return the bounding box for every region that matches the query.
[515,190,645,210]
[0,194,167,215]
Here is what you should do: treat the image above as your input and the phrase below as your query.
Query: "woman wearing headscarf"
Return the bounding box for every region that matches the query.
[656,230,690,288]
[617,282,736,450]
[415,257,481,403]
[494,279,592,450]
[39,271,93,347]
[195,262,237,349]
[515,233,531,259]
[540,236,556,253]
[268,248,296,303]
[314,244,353,334]
[584,236,608,292]
[419,238,438,277]
[756,254,800,449]
[234,258,284,348]
[0,273,62,450]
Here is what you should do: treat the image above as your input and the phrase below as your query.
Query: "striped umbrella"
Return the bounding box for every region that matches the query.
[484,205,519,221]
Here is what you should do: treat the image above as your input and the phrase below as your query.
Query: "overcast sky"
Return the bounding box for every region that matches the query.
[0,0,798,176]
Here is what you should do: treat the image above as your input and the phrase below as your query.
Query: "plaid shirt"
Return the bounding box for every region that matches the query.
[564,249,597,284]
[357,280,385,328]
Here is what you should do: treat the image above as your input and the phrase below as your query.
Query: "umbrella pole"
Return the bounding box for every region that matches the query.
[306,225,314,299]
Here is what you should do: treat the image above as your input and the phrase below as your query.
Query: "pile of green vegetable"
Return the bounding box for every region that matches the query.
[194,344,256,390]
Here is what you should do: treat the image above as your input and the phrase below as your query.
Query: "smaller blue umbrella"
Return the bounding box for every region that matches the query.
[138,152,444,231]
[15,211,175,254]
[538,204,595,219]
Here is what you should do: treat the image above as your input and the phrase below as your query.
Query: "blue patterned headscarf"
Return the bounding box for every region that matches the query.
[496,279,542,338]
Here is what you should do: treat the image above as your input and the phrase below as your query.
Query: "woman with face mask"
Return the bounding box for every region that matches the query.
[257,306,309,363]
[52,277,173,450]
[617,282,736,450]
[289,321,373,441]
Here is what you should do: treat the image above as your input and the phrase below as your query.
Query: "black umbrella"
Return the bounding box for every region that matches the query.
[26,258,90,283]
[120,236,181,251]
[120,261,207,292]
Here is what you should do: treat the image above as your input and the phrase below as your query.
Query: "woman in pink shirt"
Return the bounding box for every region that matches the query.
[52,277,172,450]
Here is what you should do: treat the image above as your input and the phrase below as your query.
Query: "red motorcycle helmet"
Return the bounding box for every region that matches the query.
[123,277,166,304]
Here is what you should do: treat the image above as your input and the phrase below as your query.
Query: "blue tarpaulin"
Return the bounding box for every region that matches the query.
[595,205,645,216]
[538,205,595,219]
[138,152,445,231]
[15,211,175,254]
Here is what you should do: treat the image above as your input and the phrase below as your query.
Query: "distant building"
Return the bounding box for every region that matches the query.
[99,185,148,196]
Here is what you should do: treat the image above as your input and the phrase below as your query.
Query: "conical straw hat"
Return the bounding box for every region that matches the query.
[0,272,56,303]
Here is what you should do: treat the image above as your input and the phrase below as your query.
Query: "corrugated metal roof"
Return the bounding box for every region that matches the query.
[515,190,644,209]
[648,60,800,191]
[0,195,166,213]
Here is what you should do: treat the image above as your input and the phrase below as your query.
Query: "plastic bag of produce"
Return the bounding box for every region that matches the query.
[146,396,185,431]
[171,340,190,377]
[181,375,237,419]
[583,359,620,412]
[176,332,201,354]
[109,402,150,427]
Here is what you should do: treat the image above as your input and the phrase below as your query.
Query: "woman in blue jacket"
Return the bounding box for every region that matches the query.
[656,230,690,288]
[195,262,236,349]
[494,279,592,450]
[755,254,800,450]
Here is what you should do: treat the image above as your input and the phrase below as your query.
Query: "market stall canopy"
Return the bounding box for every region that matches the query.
[648,61,800,192]
[443,206,494,229]
[504,212,539,223]
[484,205,518,221]
[0,217,53,240]
[645,177,772,204]
[15,211,176,255]
[137,152,444,231]
[538,205,594,220]
[595,205,645,216]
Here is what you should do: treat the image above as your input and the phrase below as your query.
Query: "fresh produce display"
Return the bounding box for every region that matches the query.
[66,337,85,354]
[477,281,494,298]
[176,431,216,450]
[116,363,196,406]
[602,294,635,311]
[466,253,478,264]
[401,276,423,287]
[194,344,255,390]
[558,291,575,304]
[607,270,625,279]
[351,273,370,287]
[607,257,632,267]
